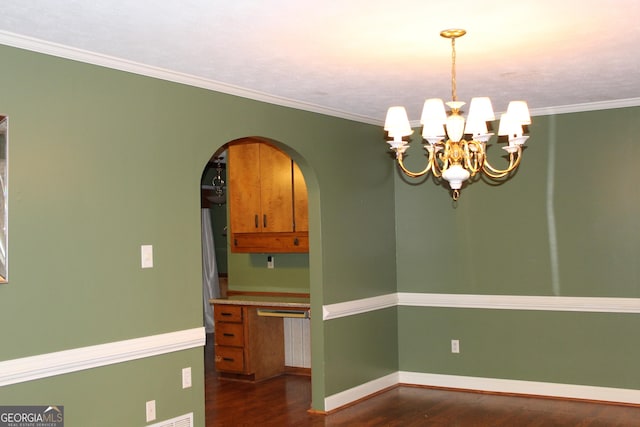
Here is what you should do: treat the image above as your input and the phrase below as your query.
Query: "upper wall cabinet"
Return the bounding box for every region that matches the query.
[228,140,308,253]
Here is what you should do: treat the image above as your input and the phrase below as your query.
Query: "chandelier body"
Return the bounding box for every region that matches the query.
[384,29,531,200]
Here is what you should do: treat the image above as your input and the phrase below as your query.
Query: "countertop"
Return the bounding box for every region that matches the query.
[209,295,310,309]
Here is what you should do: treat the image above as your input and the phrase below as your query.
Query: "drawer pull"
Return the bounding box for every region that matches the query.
[223,333,235,337]
[294,237,299,246]
[222,357,234,362]
[221,312,233,317]
[254,214,259,228]
[263,214,267,228]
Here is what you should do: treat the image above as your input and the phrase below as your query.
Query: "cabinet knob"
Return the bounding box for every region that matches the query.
[294,237,299,246]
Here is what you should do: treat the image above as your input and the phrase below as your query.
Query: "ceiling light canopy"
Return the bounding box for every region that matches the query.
[384,29,532,201]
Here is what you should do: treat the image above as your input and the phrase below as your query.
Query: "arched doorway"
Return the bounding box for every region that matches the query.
[199,136,316,421]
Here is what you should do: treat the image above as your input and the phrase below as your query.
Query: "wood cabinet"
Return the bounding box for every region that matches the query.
[292,162,308,233]
[228,140,308,253]
[213,303,285,381]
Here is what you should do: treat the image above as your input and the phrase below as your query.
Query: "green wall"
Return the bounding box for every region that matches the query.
[4,38,635,423]
[400,307,640,389]
[0,43,398,422]
[1,349,203,426]
[396,109,640,297]
[227,252,310,293]
[396,108,640,390]
[325,308,398,395]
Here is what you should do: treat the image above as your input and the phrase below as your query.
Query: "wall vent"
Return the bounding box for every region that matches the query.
[146,412,193,427]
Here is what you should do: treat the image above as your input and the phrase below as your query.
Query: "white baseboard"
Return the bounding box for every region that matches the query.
[324,372,399,412]
[323,370,640,412]
[0,327,205,387]
[399,371,640,405]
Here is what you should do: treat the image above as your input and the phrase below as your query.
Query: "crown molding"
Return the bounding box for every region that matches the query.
[407,98,640,128]
[529,98,640,116]
[4,30,636,129]
[0,30,380,126]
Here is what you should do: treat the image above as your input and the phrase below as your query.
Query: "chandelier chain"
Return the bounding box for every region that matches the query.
[451,37,457,102]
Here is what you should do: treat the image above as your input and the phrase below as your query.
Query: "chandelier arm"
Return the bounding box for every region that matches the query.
[466,155,481,177]
[432,150,446,178]
[463,142,483,176]
[396,151,437,178]
[481,148,523,178]
[475,151,486,174]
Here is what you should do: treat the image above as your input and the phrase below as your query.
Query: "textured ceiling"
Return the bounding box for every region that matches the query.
[1,0,639,124]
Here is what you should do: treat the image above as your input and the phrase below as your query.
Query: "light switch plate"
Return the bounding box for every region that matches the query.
[146,400,156,422]
[182,367,192,389]
[141,245,153,268]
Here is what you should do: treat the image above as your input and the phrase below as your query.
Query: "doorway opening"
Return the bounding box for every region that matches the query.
[199,137,313,421]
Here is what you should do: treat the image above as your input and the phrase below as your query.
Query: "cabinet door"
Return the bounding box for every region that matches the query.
[293,162,308,232]
[228,143,262,233]
[258,144,294,233]
[228,140,308,253]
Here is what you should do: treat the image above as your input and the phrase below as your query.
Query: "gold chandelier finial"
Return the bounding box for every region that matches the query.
[440,29,466,39]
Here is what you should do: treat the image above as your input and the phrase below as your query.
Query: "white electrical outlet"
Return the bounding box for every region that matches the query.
[267,255,274,269]
[451,339,460,354]
[182,367,192,389]
[141,245,153,269]
[146,400,156,422]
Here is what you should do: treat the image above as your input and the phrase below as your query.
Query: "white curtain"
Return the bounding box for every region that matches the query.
[201,208,221,333]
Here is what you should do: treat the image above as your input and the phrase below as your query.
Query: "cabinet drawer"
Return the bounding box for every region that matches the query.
[232,232,309,253]
[214,305,243,323]
[215,346,245,373]
[215,322,244,347]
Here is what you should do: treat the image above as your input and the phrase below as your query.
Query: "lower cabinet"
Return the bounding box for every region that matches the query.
[213,303,285,381]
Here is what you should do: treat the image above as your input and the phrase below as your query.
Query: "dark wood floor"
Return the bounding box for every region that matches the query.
[205,334,640,426]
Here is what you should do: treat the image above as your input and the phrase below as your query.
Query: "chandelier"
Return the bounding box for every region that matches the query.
[384,29,532,200]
